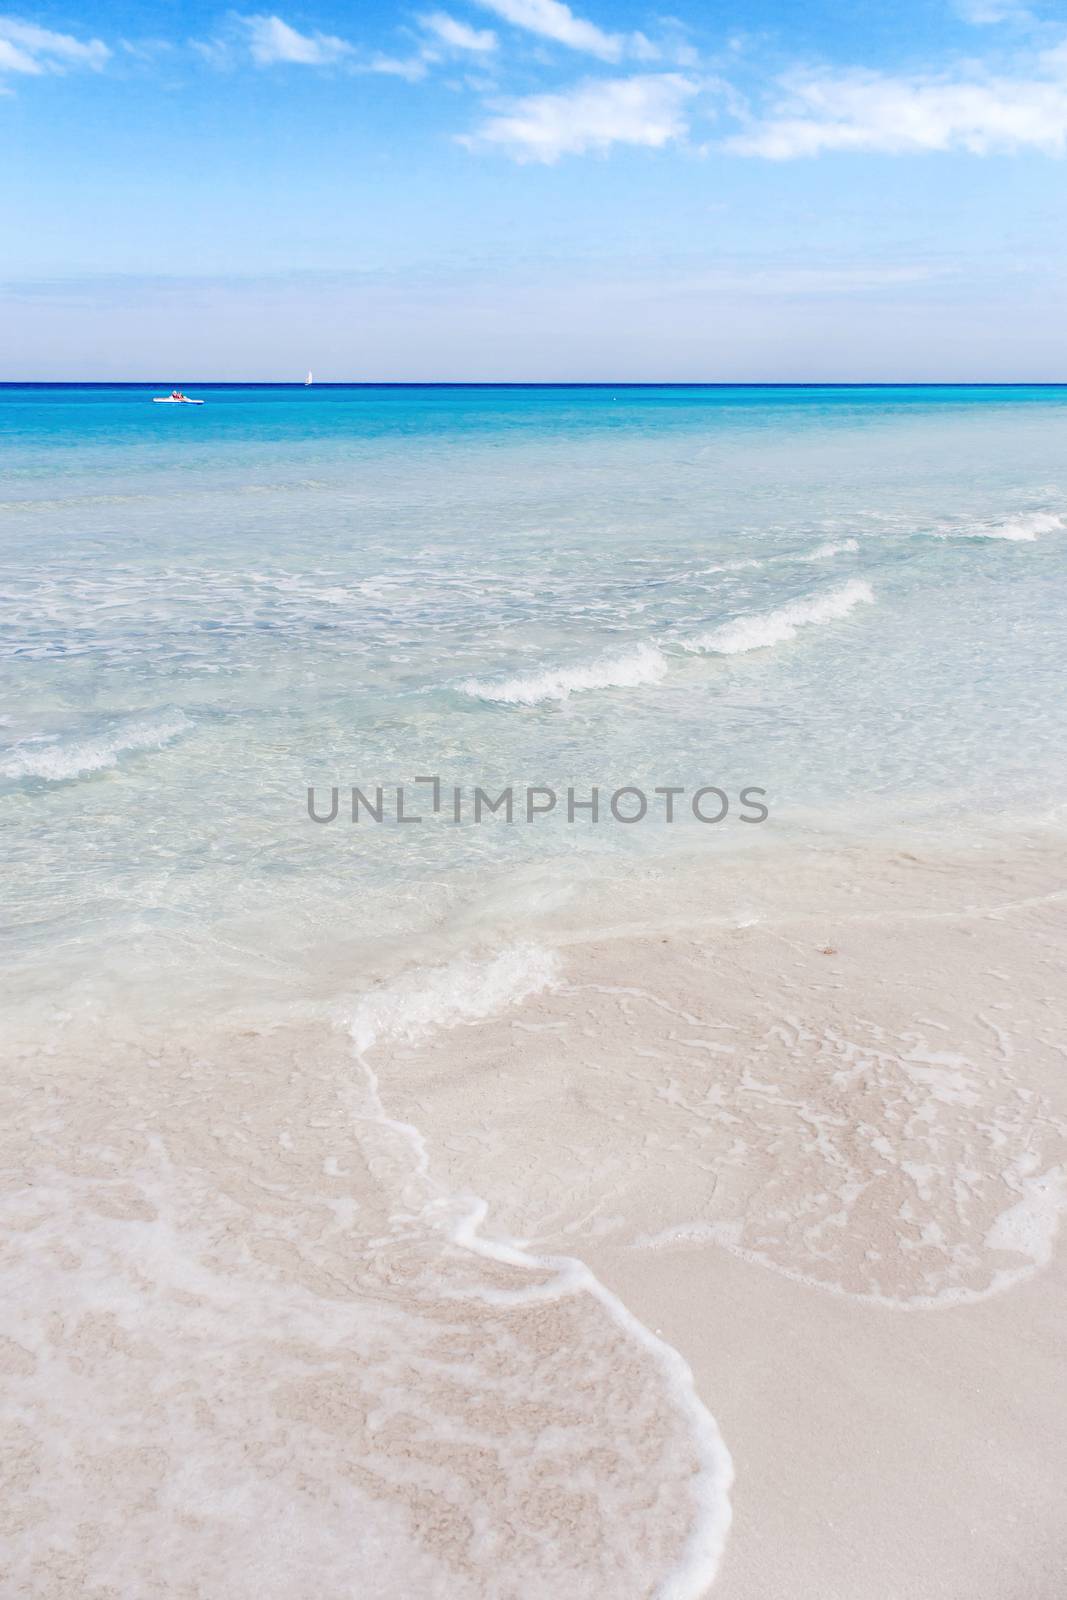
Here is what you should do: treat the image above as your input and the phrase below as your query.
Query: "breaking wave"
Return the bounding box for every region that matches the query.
[683,579,874,656]
[1,711,190,782]
[934,511,1063,543]
[459,643,668,705]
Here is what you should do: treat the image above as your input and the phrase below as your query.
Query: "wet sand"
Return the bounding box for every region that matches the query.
[3,835,1065,1595]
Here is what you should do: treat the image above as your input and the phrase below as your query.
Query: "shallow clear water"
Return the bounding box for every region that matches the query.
[3,383,1066,1016]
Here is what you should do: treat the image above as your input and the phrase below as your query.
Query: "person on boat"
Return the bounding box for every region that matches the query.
[171,389,184,400]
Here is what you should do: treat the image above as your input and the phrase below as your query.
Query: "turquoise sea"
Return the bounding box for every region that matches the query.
[3,383,1067,1020]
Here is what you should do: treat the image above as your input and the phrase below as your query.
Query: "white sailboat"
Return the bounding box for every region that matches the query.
[305,370,313,386]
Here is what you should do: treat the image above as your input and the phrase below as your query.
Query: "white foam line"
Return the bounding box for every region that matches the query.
[1,711,191,781]
[458,642,668,706]
[450,1199,734,1600]
[700,558,765,574]
[802,538,859,560]
[933,511,1064,543]
[349,946,734,1597]
[683,578,874,656]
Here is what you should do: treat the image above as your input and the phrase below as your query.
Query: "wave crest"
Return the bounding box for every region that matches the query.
[683,579,874,656]
[2,711,190,782]
[459,643,668,706]
[936,511,1063,543]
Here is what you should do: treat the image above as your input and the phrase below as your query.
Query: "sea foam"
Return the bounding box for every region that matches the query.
[684,579,874,656]
[935,511,1064,542]
[349,944,733,1598]
[459,642,667,705]
[1,711,190,781]
[351,944,561,1053]
[802,538,859,560]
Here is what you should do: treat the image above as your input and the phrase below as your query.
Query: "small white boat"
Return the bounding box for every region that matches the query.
[153,391,204,405]
[305,370,313,386]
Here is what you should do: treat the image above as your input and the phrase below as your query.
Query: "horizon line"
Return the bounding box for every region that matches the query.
[6,381,1067,390]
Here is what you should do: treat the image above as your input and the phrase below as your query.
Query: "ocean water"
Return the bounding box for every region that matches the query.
[3,382,1067,1021]
[3,385,1067,1596]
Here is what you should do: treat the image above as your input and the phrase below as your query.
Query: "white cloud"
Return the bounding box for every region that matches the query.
[368,51,431,81]
[240,14,351,66]
[471,0,628,62]
[190,35,233,68]
[0,16,109,74]
[729,52,1067,157]
[462,72,697,161]
[119,38,173,62]
[419,11,497,53]
[233,12,472,79]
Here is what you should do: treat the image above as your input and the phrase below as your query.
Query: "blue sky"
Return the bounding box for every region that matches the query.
[4,1,1067,378]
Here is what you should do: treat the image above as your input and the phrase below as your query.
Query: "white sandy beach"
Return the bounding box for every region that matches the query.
[3,832,1065,1596]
